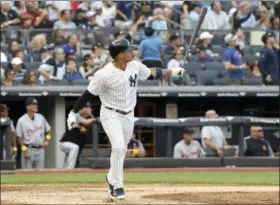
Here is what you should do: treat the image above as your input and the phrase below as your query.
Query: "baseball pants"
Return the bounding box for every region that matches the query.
[100,106,134,189]
[21,147,45,169]
[59,142,79,169]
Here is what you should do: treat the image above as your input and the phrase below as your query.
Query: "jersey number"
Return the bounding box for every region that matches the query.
[129,74,137,87]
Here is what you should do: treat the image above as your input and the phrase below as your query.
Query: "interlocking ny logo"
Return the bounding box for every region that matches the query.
[129,74,137,87]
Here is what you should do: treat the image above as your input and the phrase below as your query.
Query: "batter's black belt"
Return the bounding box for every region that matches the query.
[105,107,132,115]
[24,144,43,149]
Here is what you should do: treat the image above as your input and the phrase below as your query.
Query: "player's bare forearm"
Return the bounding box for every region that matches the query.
[11,132,17,147]
[204,138,218,151]
[17,137,23,146]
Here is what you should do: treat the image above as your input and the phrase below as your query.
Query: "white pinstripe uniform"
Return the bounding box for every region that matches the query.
[87,60,151,189]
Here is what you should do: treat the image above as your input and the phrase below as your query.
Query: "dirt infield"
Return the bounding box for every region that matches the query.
[1,184,278,204]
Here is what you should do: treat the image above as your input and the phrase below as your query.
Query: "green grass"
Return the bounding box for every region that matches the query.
[1,172,278,185]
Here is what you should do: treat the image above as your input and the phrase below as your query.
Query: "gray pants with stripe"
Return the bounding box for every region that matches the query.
[59,142,79,169]
[21,148,45,169]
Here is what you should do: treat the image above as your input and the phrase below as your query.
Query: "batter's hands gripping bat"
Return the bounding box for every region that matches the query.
[183,7,208,64]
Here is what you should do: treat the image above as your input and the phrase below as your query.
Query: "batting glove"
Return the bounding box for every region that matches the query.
[171,67,185,77]
[67,110,77,130]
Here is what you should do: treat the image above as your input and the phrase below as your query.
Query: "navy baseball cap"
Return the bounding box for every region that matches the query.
[39,45,50,53]
[84,102,92,108]
[170,32,180,41]
[25,98,38,106]
[0,104,9,112]
[183,127,194,134]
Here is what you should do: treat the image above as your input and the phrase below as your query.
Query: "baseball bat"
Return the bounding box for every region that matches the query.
[183,7,208,64]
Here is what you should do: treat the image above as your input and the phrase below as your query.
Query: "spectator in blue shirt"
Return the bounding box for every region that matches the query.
[115,1,134,29]
[223,33,248,80]
[195,45,216,64]
[258,32,280,85]
[63,58,83,84]
[138,27,164,68]
[63,34,80,55]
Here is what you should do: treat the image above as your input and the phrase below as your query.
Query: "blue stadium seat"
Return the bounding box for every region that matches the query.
[212,47,225,56]
[25,62,42,71]
[214,77,230,85]
[46,79,69,85]
[243,55,259,64]
[204,62,227,77]
[73,79,89,85]
[138,80,160,86]
[242,77,263,85]
[0,62,8,70]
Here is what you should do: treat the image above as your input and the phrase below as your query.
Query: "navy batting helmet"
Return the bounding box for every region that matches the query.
[109,38,137,59]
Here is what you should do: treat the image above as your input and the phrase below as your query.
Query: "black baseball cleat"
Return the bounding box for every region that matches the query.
[106,174,113,191]
[108,188,126,200]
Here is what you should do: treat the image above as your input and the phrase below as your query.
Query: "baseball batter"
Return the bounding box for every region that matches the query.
[67,38,184,200]
[16,98,52,169]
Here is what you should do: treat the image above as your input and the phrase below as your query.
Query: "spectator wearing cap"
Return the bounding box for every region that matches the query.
[63,34,81,55]
[21,1,48,28]
[91,43,108,69]
[91,1,113,27]
[53,10,77,37]
[63,58,83,84]
[126,133,146,158]
[12,50,28,67]
[164,33,184,56]
[78,1,91,12]
[0,1,20,28]
[73,9,88,28]
[201,110,236,157]
[138,27,164,68]
[86,11,97,29]
[232,1,257,30]
[60,102,95,168]
[22,71,37,86]
[46,1,71,23]
[195,45,216,64]
[79,54,96,80]
[196,32,218,58]
[174,127,205,159]
[16,98,51,169]
[223,33,248,81]
[184,1,203,29]
[203,1,230,30]
[2,69,16,86]
[0,104,17,160]
[258,32,280,85]
[39,47,65,82]
[115,1,134,29]
[244,126,274,157]
[9,57,25,81]
[147,8,168,31]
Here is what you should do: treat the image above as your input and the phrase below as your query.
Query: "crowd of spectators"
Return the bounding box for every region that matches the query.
[0,1,279,86]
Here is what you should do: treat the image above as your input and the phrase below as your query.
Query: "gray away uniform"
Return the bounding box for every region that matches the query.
[173,140,206,159]
[16,113,51,169]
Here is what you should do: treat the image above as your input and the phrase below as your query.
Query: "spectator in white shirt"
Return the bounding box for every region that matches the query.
[203,1,231,30]
[167,49,183,69]
[91,1,112,27]
[53,10,77,37]
[1,52,8,63]
[46,1,71,22]
[174,127,205,159]
[201,110,236,157]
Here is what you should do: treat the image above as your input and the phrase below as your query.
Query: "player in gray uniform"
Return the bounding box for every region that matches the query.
[16,98,51,169]
[173,127,205,159]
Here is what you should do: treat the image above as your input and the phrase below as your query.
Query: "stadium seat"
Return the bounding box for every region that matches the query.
[243,55,259,64]
[46,79,69,85]
[212,46,225,56]
[138,80,160,86]
[73,79,89,85]
[204,62,227,77]
[242,77,263,85]
[214,77,230,85]
[251,46,262,55]
[25,62,42,71]
[243,68,253,78]
[184,63,203,77]
[196,70,219,85]
[243,47,253,55]
[0,62,8,70]
[162,55,172,69]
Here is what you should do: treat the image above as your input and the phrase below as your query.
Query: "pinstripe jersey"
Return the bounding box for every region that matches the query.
[16,113,51,146]
[87,60,151,112]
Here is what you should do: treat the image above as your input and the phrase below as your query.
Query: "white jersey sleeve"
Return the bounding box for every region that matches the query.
[87,71,105,96]
[42,115,51,132]
[173,142,182,158]
[137,61,152,81]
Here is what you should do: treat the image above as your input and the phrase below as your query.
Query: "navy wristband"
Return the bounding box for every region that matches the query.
[155,68,163,79]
